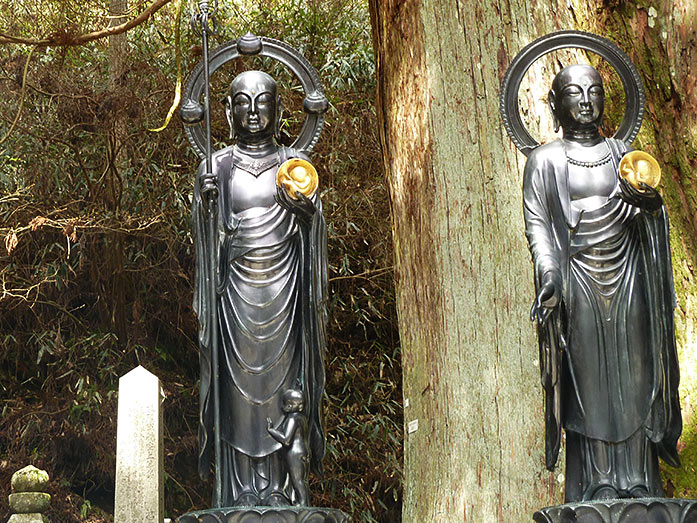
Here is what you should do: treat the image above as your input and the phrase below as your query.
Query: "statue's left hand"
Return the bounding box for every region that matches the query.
[275,185,316,224]
[616,176,662,211]
[531,278,559,326]
[199,172,219,200]
[266,417,274,431]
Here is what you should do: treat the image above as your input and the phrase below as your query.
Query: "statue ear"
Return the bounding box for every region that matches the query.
[275,95,284,142]
[225,96,235,141]
[548,90,560,133]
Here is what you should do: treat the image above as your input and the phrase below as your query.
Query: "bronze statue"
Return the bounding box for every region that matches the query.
[501,32,682,503]
[191,69,327,507]
[179,16,334,514]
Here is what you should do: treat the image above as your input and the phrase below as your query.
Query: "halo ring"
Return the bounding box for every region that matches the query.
[499,30,644,157]
[182,35,328,159]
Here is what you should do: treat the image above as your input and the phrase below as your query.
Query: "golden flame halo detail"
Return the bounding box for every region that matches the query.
[619,151,661,191]
[276,158,318,199]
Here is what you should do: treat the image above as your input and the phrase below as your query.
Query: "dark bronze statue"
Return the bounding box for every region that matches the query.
[525,63,680,501]
[501,32,682,504]
[191,69,327,508]
[178,13,336,516]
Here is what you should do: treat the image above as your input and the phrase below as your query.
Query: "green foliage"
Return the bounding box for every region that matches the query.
[0,1,399,522]
[80,498,92,519]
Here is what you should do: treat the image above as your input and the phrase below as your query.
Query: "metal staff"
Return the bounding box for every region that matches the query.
[193,0,222,507]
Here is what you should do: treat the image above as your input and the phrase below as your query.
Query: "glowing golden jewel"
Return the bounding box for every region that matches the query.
[619,151,661,191]
[276,158,318,199]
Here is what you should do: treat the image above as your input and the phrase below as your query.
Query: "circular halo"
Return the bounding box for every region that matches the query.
[499,30,645,157]
[181,34,329,160]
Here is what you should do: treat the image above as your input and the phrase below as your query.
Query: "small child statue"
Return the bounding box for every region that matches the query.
[266,388,310,506]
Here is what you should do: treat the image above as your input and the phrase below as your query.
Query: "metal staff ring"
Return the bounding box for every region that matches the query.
[499,30,645,157]
[181,33,329,159]
[189,1,219,37]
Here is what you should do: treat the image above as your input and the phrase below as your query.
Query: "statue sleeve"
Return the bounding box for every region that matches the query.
[307,192,328,475]
[522,149,563,292]
[192,160,214,479]
[285,149,327,475]
[643,206,682,467]
[522,149,564,469]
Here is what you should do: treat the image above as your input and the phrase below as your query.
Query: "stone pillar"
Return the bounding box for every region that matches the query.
[114,365,164,523]
[8,465,50,523]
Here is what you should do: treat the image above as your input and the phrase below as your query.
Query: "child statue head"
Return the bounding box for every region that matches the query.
[282,388,305,413]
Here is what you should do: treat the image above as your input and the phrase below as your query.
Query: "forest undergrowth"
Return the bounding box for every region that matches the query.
[0,1,401,521]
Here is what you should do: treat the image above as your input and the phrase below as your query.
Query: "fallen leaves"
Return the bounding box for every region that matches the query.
[29,216,47,231]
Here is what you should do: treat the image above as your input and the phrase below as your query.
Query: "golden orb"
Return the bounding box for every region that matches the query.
[619,151,661,191]
[276,158,318,199]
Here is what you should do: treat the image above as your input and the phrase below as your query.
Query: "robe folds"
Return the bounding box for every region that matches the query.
[192,145,328,490]
[522,138,681,474]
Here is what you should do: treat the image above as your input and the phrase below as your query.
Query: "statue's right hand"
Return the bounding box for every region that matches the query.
[199,173,219,200]
[530,279,560,326]
[274,185,315,224]
[616,176,662,211]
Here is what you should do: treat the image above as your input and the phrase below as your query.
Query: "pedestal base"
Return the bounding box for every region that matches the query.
[533,498,697,523]
[177,506,349,523]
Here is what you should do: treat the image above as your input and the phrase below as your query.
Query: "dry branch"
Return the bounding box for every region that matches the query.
[0,46,36,146]
[0,0,173,47]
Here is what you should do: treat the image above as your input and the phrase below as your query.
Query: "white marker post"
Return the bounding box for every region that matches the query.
[114,366,164,523]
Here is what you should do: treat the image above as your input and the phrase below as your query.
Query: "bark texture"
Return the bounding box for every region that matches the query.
[109,0,129,88]
[369,1,579,520]
[372,0,697,519]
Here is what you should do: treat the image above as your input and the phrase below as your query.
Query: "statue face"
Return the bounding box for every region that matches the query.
[550,65,605,131]
[227,71,278,141]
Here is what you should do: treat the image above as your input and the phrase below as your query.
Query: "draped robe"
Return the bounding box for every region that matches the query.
[192,145,327,503]
[522,138,681,499]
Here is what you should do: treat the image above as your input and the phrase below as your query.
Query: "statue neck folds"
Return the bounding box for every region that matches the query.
[235,135,277,157]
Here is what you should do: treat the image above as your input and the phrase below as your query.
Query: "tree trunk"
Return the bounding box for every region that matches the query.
[109,0,129,89]
[368,1,574,520]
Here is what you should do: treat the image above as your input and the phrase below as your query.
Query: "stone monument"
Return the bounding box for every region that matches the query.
[114,365,164,522]
[8,465,50,523]
[500,30,696,522]
[176,3,347,521]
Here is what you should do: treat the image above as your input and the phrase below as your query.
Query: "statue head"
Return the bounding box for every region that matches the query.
[225,70,282,142]
[548,64,605,133]
[282,388,304,413]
